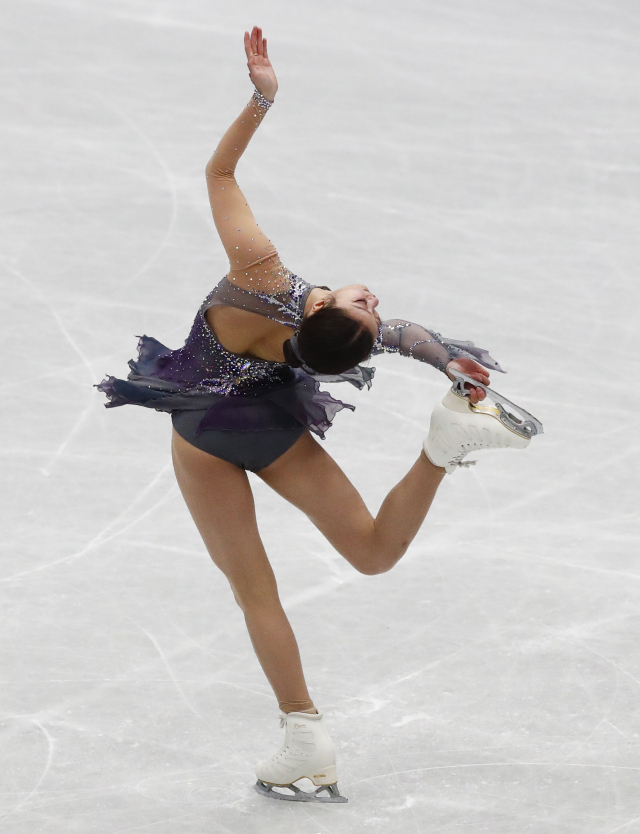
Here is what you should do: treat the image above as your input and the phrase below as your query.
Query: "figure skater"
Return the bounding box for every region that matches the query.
[97,26,542,804]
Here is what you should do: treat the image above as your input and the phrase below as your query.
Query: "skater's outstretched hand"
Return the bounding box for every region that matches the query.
[245,26,278,102]
[446,358,489,404]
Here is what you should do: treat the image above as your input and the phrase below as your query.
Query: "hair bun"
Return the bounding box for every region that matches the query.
[282,338,303,368]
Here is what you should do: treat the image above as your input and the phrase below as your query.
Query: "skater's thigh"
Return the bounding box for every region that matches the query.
[257,432,375,569]
[171,429,278,602]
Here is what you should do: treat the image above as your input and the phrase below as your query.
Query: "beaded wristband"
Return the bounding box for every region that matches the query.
[252,88,274,112]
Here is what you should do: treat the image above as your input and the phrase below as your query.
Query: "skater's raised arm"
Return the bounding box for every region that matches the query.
[206,27,288,292]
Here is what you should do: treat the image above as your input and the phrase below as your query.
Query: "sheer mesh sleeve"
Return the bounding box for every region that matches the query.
[226,255,293,295]
[372,319,505,375]
[206,92,293,297]
[203,268,313,328]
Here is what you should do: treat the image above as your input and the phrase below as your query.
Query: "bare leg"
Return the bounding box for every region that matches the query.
[171,429,313,710]
[259,434,446,576]
[370,450,446,565]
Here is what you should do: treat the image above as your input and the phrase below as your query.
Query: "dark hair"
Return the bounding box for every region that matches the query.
[283,300,375,374]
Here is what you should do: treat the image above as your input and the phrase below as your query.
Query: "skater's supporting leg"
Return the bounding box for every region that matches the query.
[171,430,313,709]
[258,433,445,576]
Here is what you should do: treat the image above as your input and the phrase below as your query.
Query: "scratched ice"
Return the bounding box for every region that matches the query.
[1,1,639,832]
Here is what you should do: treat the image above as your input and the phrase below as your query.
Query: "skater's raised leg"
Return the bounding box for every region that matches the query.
[258,432,446,576]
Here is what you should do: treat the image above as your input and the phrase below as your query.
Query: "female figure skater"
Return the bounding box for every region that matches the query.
[97,27,542,803]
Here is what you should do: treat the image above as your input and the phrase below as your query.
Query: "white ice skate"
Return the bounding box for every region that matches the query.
[254,710,347,803]
[423,370,544,473]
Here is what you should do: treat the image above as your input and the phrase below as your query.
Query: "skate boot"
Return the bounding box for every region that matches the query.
[254,710,347,803]
[423,370,544,473]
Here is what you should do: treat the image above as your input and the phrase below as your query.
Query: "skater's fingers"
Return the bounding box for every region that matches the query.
[469,371,490,385]
[464,379,485,392]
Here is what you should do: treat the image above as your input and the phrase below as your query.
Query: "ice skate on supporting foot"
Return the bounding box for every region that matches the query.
[424,372,543,474]
[254,711,348,804]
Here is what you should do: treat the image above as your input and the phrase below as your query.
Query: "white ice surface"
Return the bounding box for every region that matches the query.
[1,1,639,831]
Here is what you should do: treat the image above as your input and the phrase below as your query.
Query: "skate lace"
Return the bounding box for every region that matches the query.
[447,423,507,467]
[450,444,478,467]
[269,716,314,763]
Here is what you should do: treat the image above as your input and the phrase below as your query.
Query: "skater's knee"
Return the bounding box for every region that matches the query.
[349,546,399,576]
[355,561,388,576]
[347,542,409,576]
[229,576,280,614]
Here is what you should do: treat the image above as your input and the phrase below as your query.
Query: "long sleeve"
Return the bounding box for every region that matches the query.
[206,90,272,179]
[205,91,288,294]
[372,319,505,375]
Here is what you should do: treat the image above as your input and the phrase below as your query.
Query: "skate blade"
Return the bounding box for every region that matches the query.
[449,371,544,439]
[254,779,348,803]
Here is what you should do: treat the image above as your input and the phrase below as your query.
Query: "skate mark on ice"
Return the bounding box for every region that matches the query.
[532,555,640,582]
[356,396,426,431]
[601,719,632,742]
[131,604,277,699]
[567,635,640,692]
[341,695,389,715]
[348,760,640,787]
[0,718,55,824]
[295,810,336,833]
[298,545,355,582]
[489,449,637,518]
[307,544,349,577]
[0,357,113,395]
[0,463,175,582]
[101,98,179,288]
[110,810,221,834]
[602,815,640,834]
[560,632,640,700]
[281,575,353,610]
[387,755,421,833]
[125,624,207,722]
[392,712,434,727]
[126,540,203,561]
[521,636,622,784]
[5,260,97,474]
[345,590,483,680]
[356,611,542,715]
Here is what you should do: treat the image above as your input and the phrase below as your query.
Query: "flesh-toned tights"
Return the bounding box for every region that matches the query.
[172,429,445,713]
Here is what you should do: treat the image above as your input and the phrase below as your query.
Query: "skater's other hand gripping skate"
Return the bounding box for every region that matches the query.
[446,358,490,404]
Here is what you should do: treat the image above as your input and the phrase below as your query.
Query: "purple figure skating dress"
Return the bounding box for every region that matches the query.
[96,268,502,471]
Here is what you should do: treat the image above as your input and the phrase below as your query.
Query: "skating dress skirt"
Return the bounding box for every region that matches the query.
[96,271,503,471]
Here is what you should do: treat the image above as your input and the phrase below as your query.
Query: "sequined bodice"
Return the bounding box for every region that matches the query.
[155,272,316,396]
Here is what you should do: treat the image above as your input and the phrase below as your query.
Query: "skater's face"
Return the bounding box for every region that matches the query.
[326,284,381,337]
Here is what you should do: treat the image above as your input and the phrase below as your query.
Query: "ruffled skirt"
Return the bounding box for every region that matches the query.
[95,336,359,440]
